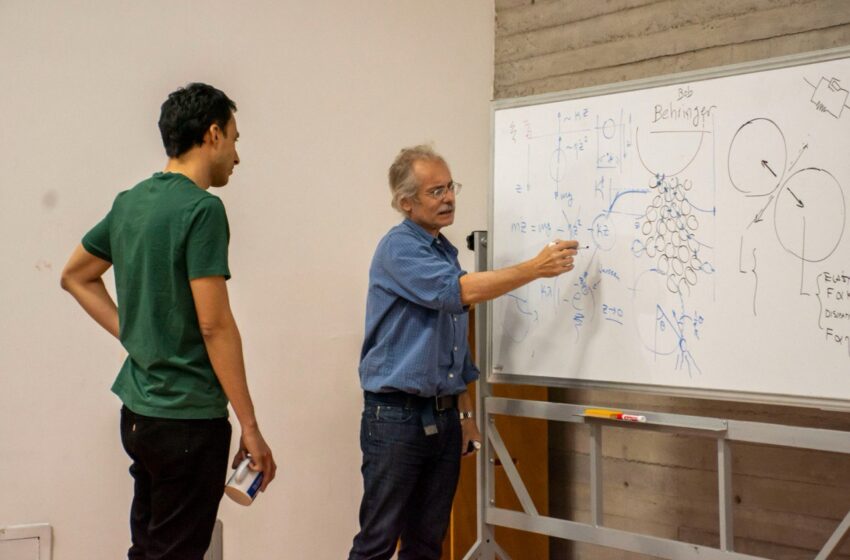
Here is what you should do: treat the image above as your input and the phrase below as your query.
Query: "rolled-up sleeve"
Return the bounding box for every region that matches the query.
[461,346,480,384]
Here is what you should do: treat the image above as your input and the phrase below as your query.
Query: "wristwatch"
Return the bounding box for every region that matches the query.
[459,410,475,420]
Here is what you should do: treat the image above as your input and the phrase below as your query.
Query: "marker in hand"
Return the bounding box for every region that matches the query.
[549,240,590,249]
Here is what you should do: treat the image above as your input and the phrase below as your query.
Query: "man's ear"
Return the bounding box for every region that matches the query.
[212,124,224,143]
[205,123,222,147]
[399,196,413,213]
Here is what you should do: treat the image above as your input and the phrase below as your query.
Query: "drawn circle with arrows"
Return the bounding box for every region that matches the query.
[773,167,845,262]
[727,118,787,196]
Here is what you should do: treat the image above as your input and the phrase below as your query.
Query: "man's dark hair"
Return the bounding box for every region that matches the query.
[158,83,237,158]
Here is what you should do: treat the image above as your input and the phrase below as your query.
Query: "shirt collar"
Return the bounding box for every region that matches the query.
[153,171,198,188]
[402,218,438,243]
[401,218,456,254]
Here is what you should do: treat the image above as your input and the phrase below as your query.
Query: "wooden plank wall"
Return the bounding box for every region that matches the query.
[494,0,850,99]
[493,1,850,558]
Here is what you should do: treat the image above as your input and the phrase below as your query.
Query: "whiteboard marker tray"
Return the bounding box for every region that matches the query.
[577,413,728,434]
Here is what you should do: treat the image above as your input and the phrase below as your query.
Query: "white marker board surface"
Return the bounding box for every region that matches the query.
[491,49,850,407]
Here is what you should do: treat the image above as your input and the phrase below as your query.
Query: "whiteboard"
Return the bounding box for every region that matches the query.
[490,48,850,408]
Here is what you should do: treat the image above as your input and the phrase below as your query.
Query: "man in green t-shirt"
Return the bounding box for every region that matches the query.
[61,83,276,559]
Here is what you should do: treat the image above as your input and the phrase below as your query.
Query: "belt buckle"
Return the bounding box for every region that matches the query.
[434,395,447,412]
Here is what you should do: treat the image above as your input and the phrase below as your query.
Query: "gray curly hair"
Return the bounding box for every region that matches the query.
[388,144,447,215]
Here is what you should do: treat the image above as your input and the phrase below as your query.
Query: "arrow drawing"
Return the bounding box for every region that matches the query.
[788,143,808,171]
[761,159,777,177]
[787,187,804,208]
[749,194,775,227]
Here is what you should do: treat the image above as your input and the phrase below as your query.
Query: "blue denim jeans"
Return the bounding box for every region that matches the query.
[349,394,462,560]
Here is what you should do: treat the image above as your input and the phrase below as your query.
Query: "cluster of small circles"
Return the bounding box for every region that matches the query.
[640,176,704,294]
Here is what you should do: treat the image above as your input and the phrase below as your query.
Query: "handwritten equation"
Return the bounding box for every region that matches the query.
[492,55,850,402]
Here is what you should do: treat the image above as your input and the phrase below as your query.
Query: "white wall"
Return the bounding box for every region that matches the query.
[0,2,494,558]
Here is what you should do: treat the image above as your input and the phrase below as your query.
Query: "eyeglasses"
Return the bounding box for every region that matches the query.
[423,181,463,200]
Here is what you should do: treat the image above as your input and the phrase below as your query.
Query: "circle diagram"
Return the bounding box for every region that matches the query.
[639,176,705,294]
[774,167,845,262]
[727,118,787,196]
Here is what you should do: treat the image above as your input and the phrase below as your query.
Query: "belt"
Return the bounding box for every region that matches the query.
[364,391,458,435]
[364,391,458,411]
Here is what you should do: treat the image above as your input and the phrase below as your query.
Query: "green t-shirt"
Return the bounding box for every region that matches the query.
[82,172,230,419]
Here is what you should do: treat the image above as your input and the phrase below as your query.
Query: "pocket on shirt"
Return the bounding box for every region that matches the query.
[374,405,416,424]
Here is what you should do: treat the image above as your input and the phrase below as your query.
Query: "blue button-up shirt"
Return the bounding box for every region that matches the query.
[359,219,480,397]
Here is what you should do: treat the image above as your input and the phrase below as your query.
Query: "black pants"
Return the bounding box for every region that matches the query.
[120,406,231,560]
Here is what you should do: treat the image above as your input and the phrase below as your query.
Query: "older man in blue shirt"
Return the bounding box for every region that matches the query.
[349,145,578,560]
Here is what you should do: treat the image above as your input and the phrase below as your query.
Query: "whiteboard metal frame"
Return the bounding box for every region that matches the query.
[469,48,850,558]
[487,45,850,411]
[469,393,850,560]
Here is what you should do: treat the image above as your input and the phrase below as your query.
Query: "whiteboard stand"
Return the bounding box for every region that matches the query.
[463,229,496,560]
[462,230,850,560]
